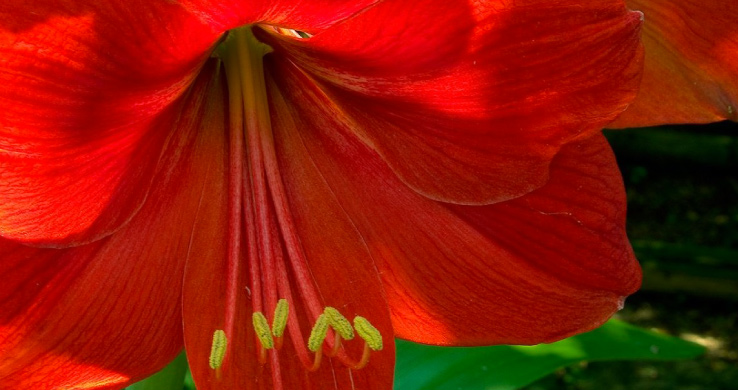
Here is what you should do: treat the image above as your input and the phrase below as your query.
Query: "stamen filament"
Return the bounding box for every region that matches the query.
[231,28,290,369]
[234,26,273,323]
[230,26,329,371]
[269,347,285,389]
[352,342,372,370]
[309,350,322,372]
[243,160,268,361]
[218,25,384,379]
[256,67,325,323]
[259,200,280,340]
[221,39,246,349]
[274,253,314,369]
[307,314,330,372]
[346,316,383,370]
[242,163,263,316]
[327,332,342,358]
[258,345,268,365]
[228,26,285,369]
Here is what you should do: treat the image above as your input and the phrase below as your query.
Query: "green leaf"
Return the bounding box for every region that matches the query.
[126,351,188,390]
[394,319,704,390]
[184,369,196,390]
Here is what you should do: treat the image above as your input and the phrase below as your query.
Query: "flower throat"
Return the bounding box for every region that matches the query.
[208,26,382,386]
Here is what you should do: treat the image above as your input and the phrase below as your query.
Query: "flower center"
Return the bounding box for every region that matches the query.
[205,26,382,385]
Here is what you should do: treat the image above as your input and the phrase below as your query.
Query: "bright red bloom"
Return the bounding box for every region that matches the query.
[0,1,643,389]
[612,0,738,127]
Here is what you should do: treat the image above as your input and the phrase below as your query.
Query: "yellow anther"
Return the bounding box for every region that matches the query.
[307,314,330,352]
[209,330,227,370]
[324,307,354,340]
[354,316,383,351]
[272,299,289,338]
[252,312,274,349]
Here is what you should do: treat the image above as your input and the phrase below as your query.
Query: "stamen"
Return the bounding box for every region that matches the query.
[348,317,383,370]
[229,25,281,370]
[209,329,227,371]
[219,23,383,379]
[353,316,383,351]
[272,299,289,337]
[306,314,330,372]
[272,299,289,349]
[324,307,354,340]
[220,34,246,349]
[235,25,271,322]
[307,314,330,353]
[259,62,324,322]
[235,23,329,373]
[253,312,275,349]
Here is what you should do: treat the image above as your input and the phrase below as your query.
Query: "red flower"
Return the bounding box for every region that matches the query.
[0,1,643,389]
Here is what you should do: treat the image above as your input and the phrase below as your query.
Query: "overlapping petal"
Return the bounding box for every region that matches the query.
[612,0,738,127]
[266,60,641,345]
[260,0,644,205]
[0,62,227,389]
[0,0,218,245]
[177,0,381,34]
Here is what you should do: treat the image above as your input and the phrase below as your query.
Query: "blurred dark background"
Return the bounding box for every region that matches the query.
[525,122,738,390]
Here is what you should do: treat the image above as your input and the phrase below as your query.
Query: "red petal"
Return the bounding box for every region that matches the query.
[183,66,393,390]
[0,1,219,245]
[261,0,644,204]
[177,0,381,33]
[0,62,227,389]
[266,65,641,346]
[390,135,642,345]
[612,0,738,127]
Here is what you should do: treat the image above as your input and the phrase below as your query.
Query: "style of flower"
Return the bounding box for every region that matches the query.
[1,1,646,389]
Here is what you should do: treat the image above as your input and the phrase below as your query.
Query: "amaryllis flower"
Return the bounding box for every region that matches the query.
[0,1,643,389]
[612,0,738,127]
